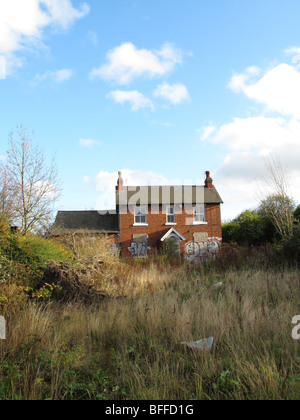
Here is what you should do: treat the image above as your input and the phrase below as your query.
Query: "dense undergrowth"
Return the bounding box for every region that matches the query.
[0,222,73,315]
[0,222,299,400]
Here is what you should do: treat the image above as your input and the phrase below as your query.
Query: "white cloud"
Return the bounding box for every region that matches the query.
[215,153,300,221]
[228,63,300,119]
[202,115,300,219]
[32,180,60,200]
[153,82,190,104]
[34,68,73,84]
[0,55,6,79]
[79,139,103,148]
[201,52,300,219]
[85,169,172,210]
[54,69,73,83]
[90,42,182,85]
[41,0,90,29]
[201,115,299,152]
[0,0,89,76]
[108,90,154,111]
[285,46,300,56]
[96,169,171,191]
[87,31,98,46]
[197,125,216,141]
[151,120,174,128]
[203,115,300,172]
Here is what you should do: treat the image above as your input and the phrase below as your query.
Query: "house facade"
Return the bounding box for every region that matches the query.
[53,171,223,262]
[116,171,223,261]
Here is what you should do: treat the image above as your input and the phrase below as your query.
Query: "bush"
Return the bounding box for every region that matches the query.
[0,221,74,311]
[164,238,181,261]
[19,235,73,270]
[222,222,239,244]
[222,210,277,247]
[284,226,300,263]
[294,205,300,221]
[208,242,284,272]
[0,223,73,271]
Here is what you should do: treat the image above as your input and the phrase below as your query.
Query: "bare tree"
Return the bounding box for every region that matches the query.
[259,156,295,240]
[5,125,61,234]
[0,162,18,223]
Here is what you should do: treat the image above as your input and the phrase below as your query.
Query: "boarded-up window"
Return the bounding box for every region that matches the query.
[194,232,208,243]
[128,234,148,257]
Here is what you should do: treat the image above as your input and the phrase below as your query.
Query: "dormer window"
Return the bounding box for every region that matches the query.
[134,207,147,225]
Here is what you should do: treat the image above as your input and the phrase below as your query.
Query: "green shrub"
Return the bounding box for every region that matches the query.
[284,226,300,263]
[18,235,73,270]
[164,238,181,261]
[294,205,300,221]
[0,221,73,271]
[0,221,74,309]
[222,210,277,246]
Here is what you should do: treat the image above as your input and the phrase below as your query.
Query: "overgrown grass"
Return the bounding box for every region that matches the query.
[0,229,299,400]
[0,258,299,399]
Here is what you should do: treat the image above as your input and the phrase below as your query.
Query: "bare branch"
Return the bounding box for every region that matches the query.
[4,125,61,234]
[259,155,295,240]
[0,161,18,223]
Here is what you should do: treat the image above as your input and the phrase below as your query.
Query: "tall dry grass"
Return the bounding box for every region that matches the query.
[0,254,299,400]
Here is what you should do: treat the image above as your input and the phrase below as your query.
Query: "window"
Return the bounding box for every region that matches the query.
[166,206,176,224]
[134,207,147,224]
[193,205,205,223]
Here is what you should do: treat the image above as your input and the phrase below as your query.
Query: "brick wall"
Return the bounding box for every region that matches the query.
[118,203,222,257]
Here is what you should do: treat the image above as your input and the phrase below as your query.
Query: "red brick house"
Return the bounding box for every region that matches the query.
[53,171,223,262]
[116,171,223,261]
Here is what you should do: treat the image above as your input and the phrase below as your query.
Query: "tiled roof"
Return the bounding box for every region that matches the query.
[116,186,223,206]
[52,211,118,235]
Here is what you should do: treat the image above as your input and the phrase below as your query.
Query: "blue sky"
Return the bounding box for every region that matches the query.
[1,0,300,220]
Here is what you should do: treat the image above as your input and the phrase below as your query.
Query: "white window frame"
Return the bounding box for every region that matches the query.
[134,207,148,225]
[193,205,206,224]
[166,206,176,225]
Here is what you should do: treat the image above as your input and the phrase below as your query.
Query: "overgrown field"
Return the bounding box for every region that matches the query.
[0,226,299,400]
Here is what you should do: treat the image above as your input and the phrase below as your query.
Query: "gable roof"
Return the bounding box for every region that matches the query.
[116,185,223,206]
[52,211,119,235]
[161,227,186,242]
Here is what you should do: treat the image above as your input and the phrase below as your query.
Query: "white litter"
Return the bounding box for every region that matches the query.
[181,336,214,351]
[0,316,6,340]
[214,282,223,289]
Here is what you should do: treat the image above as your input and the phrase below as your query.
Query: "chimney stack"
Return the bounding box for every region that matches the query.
[117,171,124,191]
[205,171,213,188]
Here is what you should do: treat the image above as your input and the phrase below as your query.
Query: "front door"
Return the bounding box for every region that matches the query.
[165,235,181,258]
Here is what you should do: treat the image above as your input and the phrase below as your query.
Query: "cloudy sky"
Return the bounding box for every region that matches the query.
[0,0,300,220]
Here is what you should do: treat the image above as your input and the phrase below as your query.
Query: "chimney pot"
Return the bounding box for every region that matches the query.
[205,171,213,188]
[117,171,124,191]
